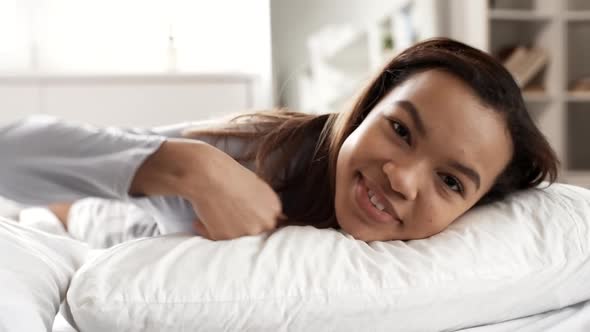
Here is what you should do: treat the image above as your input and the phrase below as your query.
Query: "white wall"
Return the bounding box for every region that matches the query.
[270,0,447,110]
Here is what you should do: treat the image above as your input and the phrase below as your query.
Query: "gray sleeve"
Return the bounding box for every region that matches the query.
[133,123,262,234]
[0,115,165,205]
[0,115,307,235]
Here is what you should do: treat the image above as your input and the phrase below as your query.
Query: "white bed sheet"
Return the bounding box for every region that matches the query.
[0,196,22,219]
[51,299,590,332]
[458,299,590,332]
[53,312,77,332]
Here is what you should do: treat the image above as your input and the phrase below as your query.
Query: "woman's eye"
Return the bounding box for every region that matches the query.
[441,174,463,194]
[389,120,411,144]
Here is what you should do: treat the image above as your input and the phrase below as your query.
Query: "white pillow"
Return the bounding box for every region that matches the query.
[0,218,88,332]
[66,183,590,331]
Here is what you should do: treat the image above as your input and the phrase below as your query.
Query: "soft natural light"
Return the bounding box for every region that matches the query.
[0,0,270,74]
[0,1,31,72]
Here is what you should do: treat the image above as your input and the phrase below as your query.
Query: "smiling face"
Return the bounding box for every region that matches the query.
[334,69,513,242]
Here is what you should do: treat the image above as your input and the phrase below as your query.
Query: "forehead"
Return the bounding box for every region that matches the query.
[375,70,512,185]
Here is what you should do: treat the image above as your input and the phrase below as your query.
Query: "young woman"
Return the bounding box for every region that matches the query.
[1,38,558,244]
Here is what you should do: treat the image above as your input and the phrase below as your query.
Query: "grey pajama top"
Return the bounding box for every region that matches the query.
[0,115,283,234]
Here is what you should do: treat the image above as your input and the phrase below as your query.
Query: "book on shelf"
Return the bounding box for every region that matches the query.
[502,46,549,88]
[570,77,590,97]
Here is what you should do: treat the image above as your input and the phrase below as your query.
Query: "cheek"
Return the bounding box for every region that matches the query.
[337,130,361,164]
[414,200,465,237]
[335,144,353,188]
[341,129,395,168]
[336,132,370,176]
[334,141,355,217]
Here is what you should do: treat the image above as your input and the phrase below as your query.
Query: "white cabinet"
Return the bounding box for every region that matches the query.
[0,86,39,123]
[0,74,254,127]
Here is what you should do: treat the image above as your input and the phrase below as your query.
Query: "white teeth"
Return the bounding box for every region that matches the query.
[369,194,378,205]
[368,192,386,211]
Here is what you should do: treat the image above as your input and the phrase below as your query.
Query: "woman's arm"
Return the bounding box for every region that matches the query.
[0,115,282,239]
[129,138,211,199]
[0,115,165,205]
[130,138,284,240]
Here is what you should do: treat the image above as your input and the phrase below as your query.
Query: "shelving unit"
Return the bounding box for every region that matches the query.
[486,0,590,187]
[489,9,552,21]
[298,0,436,114]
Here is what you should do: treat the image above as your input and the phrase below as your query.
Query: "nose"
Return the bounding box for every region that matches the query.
[382,161,420,201]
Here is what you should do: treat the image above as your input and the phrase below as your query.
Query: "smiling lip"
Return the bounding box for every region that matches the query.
[355,172,402,225]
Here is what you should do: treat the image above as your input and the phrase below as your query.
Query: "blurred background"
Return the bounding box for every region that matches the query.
[0,0,589,187]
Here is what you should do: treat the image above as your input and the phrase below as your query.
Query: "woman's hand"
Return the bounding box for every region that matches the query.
[130,139,283,240]
[185,141,284,240]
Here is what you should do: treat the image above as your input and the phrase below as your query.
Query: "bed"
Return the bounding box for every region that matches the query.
[50,285,590,331]
[2,182,590,331]
[53,312,77,332]
[459,300,590,331]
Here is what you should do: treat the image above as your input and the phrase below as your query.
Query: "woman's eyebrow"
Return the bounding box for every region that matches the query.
[393,100,426,138]
[449,161,481,190]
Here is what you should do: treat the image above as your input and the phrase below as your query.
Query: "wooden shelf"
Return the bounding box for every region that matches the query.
[489,9,553,21]
[523,92,552,103]
[565,11,590,21]
[567,92,590,102]
[563,171,590,188]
